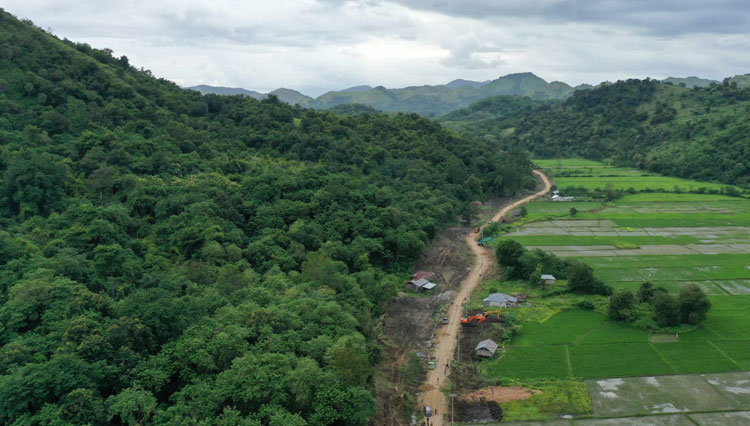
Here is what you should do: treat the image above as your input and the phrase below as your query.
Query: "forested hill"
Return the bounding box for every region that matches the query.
[193,72,581,116]
[441,78,750,186]
[0,10,535,425]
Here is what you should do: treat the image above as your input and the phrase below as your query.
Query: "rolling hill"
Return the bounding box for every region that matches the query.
[0,9,536,425]
[441,78,750,187]
[191,72,582,116]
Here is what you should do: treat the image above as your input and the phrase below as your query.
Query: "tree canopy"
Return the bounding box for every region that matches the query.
[0,10,535,425]
[442,79,750,187]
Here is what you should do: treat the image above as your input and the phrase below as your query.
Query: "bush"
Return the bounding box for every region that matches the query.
[678,284,711,325]
[576,300,595,310]
[566,260,613,296]
[653,293,680,327]
[608,289,636,322]
[636,282,654,303]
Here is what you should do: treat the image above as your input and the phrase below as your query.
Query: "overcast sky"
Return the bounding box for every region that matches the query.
[4,1,750,96]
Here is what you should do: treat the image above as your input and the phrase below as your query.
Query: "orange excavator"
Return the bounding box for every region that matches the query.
[460,309,502,325]
[460,313,487,324]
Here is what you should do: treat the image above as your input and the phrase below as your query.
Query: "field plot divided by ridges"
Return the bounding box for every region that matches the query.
[574,415,695,425]
[575,322,649,344]
[688,411,750,426]
[586,373,743,417]
[701,372,750,407]
[569,342,675,378]
[710,341,750,370]
[652,341,740,374]
[479,345,570,379]
[493,161,750,425]
[513,310,607,346]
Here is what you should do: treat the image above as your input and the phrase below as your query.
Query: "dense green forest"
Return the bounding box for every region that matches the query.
[0,10,535,425]
[442,78,750,186]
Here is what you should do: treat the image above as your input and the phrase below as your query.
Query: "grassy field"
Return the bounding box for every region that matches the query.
[499,380,591,422]
[480,308,750,380]
[533,158,608,168]
[478,159,750,424]
[533,158,745,193]
[520,197,750,228]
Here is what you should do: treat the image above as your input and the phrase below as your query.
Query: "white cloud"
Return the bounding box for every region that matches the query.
[3,0,748,95]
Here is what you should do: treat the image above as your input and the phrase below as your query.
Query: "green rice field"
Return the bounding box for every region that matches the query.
[533,158,745,193]
[479,308,750,380]
[480,159,750,384]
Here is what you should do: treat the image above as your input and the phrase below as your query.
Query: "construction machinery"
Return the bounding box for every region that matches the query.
[477,237,495,247]
[484,309,503,321]
[460,313,487,324]
[461,309,502,325]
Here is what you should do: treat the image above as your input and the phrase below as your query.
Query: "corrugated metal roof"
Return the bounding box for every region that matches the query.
[474,339,498,353]
[484,293,517,303]
[541,274,556,280]
[409,278,429,287]
[422,282,436,290]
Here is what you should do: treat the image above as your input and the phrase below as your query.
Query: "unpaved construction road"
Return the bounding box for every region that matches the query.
[417,170,551,425]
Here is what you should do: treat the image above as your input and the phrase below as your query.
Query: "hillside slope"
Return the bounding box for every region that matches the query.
[441,79,750,186]
[0,10,535,425]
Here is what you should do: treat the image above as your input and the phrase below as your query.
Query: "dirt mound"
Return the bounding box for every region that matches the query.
[460,386,538,404]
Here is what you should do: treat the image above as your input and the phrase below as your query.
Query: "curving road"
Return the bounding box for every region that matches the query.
[417,170,552,425]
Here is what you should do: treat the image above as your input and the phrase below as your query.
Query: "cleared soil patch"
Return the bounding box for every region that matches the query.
[373,227,473,425]
[650,333,679,343]
[459,386,537,404]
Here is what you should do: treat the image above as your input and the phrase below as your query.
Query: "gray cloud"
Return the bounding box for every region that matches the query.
[2,1,749,95]
[388,0,750,36]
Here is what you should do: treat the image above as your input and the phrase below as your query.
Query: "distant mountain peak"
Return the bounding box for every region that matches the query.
[662,76,718,88]
[186,85,265,99]
[340,85,373,92]
[187,72,582,116]
[444,79,489,89]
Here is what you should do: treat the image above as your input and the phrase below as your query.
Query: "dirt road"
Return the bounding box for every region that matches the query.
[417,170,551,425]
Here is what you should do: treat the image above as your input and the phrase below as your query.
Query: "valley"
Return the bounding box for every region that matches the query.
[1,6,749,425]
[443,159,750,424]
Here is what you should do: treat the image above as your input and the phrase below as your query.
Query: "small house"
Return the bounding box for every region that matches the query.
[552,195,574,202]
[474,339,499,358]
[406,277,436,292]
[516,293,527,303]
[483,293,517,308]
[411,271,435,280]
[541,274,556,285]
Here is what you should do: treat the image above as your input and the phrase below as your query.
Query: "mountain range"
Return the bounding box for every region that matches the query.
[188,72,584,116]
[188,73,737,116]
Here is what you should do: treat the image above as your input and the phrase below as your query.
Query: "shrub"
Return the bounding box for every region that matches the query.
[576,300,595,310]
[653,293,680,327]
[636,282,654,303]
[608,289,636,322]
[566,260,613,296]
[678,284,711,325]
